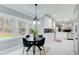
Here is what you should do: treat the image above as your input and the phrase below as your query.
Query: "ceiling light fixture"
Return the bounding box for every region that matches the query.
[33,4,40,25]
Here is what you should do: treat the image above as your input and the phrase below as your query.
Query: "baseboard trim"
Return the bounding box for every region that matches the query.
[0,44,23,54]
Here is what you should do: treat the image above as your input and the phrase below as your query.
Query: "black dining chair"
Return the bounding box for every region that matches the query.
[26,35,30,38]
[22,38,33,55]
[39,35,43,38]
[35,37,45,55]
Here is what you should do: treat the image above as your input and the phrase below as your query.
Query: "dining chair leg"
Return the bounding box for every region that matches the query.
[42,46,45,54]
[27,51,28,55]
[22,47,25,55]
[40,50,41,55]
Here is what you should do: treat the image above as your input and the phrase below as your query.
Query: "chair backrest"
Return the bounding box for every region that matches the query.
[41,38,45,45]
[39,35,43,38]
[22,38,33,47]
[35,37,45,46]
[26,35,30,38]
[23,38,27,46]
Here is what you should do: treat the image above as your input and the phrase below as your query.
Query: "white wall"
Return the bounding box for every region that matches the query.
[44,16,53,28]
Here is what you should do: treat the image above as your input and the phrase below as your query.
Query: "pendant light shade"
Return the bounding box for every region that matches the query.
[37,21,40,24]
[33,20,36,24]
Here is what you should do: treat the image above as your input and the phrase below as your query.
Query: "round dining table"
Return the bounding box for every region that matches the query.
[26,35,42,55]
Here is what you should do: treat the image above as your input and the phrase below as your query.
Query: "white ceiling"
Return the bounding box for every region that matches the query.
[1,4,76,20]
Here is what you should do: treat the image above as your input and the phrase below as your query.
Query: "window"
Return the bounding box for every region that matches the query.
[0,16,13,38]
[18,20,26,35]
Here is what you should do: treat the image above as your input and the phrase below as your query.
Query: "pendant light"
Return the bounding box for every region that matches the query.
[33,4,40,24]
